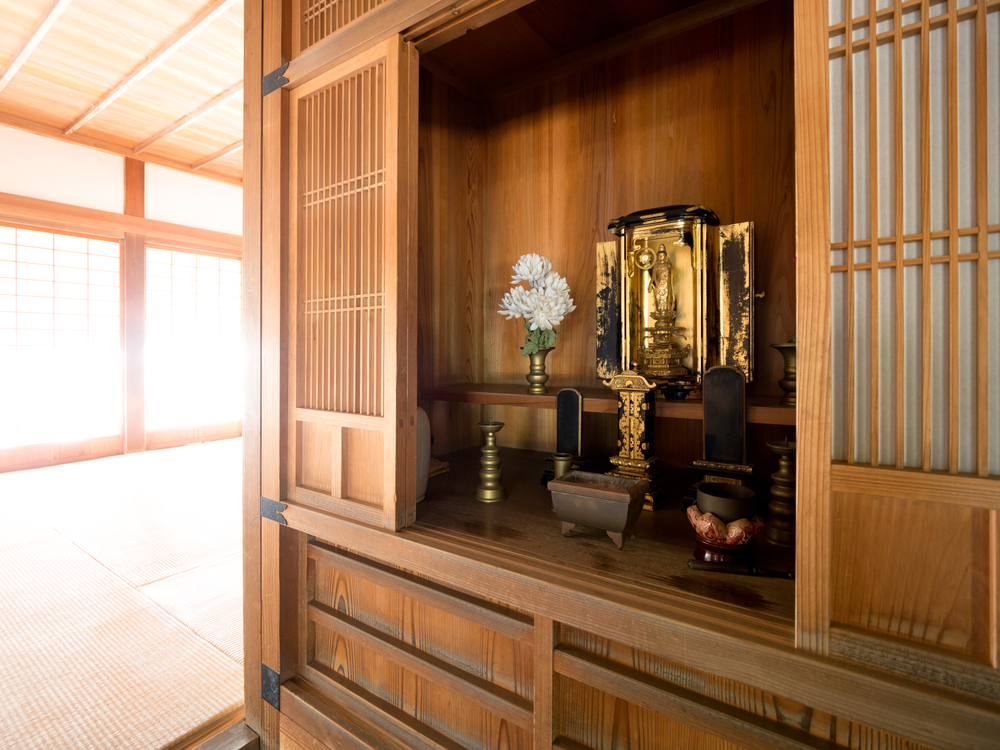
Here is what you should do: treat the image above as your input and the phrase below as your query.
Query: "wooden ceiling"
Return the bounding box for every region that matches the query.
[0,0,244,186]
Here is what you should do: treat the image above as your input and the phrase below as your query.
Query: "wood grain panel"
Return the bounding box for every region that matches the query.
[558,677,749,750]
[830,491,990,660]
[416,69,485,455]
[311,634,532,750]
[298,420,335,494]
[558,628,936,750]
[342,427,385,504]
[310,559,533,700]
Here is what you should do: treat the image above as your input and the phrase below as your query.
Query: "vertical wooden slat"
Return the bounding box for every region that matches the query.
[798,0,832,655]
[534,616,556,750]
[868,2,880,468]
[894,0,906,468]
[846,7,857,465]
[947,0,960,474]
[974,0,989,477]
[978,0,997,669]
[920,0,932,471]
[243,0,264,736]
[992,509,1000,668]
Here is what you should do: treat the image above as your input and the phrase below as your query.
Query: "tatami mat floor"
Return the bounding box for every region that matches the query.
[0,439,244,750]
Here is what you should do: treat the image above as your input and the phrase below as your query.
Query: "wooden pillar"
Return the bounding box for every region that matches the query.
[123,158,146,453]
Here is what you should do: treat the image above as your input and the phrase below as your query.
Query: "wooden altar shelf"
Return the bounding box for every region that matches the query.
[422,383,796,425]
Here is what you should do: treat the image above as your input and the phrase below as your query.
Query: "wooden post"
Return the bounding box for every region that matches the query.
[123,158,146,453]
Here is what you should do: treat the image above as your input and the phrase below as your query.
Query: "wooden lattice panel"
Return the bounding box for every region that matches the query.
[828,0,1000,475]
[286,36,415,530]
[298,0,388,52]
[297,62,386,418]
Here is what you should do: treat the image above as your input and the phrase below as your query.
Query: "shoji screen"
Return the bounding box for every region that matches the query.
[0,225,121,452]
[829,0,999,476]
[145,247,243,431]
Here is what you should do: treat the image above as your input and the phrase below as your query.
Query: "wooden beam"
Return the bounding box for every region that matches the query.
[124,158,145,217]
[831,463,1000,511]
[307,541,534,643]
[280,0,457,90]
[405,0,535,54]
[134,82,244,154]
[0,110,242,186]
[0,0,75,95]
[486,0,770,98]
[193,139,244,170]
[64,0,240,135]
[0,190,242,256]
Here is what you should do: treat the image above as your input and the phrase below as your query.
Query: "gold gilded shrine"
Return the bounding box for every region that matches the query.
[599,205,755,394]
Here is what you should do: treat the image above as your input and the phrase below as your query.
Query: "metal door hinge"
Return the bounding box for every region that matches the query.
[262,63,289,96]
[261,496,287,525]
[261,663,280,710]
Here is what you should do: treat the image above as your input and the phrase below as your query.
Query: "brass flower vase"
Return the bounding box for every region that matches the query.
[770,342,796,406]
[475,421,505,503]
[524,347,554,395]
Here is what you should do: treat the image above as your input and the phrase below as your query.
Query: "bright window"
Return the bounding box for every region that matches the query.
[145,248,242,430]
[0,225,121,449]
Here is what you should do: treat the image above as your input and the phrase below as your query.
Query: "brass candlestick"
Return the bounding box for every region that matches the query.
[476,421,506,502]
[765,438,796,547]
[771,341,796,406]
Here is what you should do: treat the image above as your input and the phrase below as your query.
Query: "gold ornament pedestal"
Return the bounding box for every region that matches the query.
[604,370,664,510]
[475,421,506,502]
[764,439,796,547]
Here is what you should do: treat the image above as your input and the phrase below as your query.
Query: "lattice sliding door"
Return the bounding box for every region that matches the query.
[829,0,999,475]
[287,35,417,529]
[824,0,1000,667]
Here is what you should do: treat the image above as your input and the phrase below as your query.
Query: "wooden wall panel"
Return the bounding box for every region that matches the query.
[558,677,748,750]
[558,626,935,750]
[317,636,532,750]
[830,491,991,660]
[417,69,485,456]
[341,428,386,504]
[418,1,795,453]
[310,560,534,699]
[298,420,335,494]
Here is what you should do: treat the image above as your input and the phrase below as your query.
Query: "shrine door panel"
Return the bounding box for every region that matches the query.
[288,35,417,530]
[822,0,1000,665]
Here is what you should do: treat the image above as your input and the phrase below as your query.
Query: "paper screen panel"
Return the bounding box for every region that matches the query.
[828,0,999,476]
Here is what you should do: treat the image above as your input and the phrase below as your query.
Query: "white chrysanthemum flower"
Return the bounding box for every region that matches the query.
[497,285,534,320]
[499,256,575,346]
[510,254,551,286]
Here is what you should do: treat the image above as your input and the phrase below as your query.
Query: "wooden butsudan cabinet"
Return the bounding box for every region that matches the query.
[245,1,1000,750]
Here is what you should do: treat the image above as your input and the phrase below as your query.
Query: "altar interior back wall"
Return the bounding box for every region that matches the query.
[417,0,796,465]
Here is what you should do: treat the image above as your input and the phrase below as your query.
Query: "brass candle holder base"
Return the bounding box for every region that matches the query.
[475,421,506,502]
[765,439,796,547]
